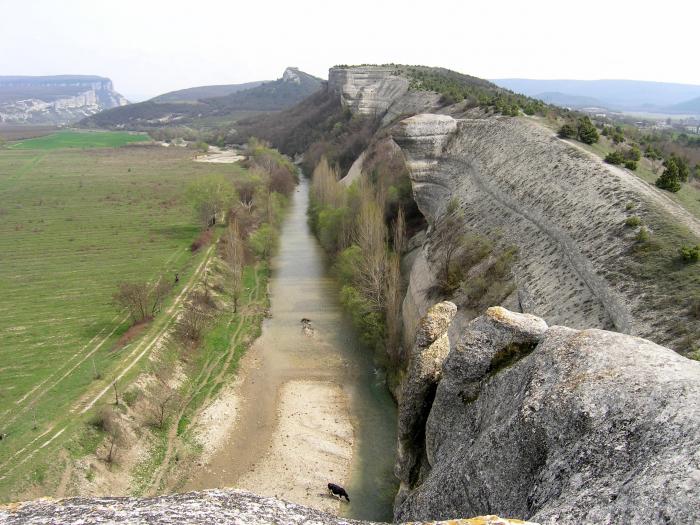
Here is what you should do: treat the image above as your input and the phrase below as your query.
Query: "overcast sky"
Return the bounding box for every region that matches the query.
[1,0,697,101]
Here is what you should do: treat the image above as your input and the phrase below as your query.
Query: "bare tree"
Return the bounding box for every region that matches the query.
[222,220,245,313]
[430,209,467,294]
[176,295,210,343]
[149,372,180,430]
[113,279,170,324]
[385,251,403,366]
[353,186,388,311]
[393,206,406,256]
[98,407,123,464]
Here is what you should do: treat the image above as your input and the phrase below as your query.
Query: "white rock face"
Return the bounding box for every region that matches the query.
[0,488,539,524]
[0,77,128,125]
[329,66,409,116]
[282,67,301,84]
[391,112,699,350]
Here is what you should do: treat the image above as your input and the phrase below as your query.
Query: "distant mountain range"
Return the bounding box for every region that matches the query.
[493,78,700,114]
[0,75,128,125]
[81,68,323,129]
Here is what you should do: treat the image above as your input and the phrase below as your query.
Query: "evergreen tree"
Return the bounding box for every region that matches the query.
[577,117,599,144]
[655,158,682,192]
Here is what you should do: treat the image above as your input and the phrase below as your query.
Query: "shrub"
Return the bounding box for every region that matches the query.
[689,296,700,320]
[627,145,642,161]
[122,389,140,407]
[625,202,635,211]
[248,223,278,259]
[635,226,650,243]
[113,279,170,324]
[339,284,385,351]
[176,300,210,343]
[269,165,296,196]
[680,244,700,263]
[605,151,625,165]
[190,228,213,252]
[577,117,599,144]
[558,124,576,139]
[624,160,638,170]
[625,216,641,227]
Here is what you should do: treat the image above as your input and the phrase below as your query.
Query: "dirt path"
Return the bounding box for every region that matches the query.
[562,136,700,239]
[0,246,215,481]
[145,264,264,495]
[77,245,215,415]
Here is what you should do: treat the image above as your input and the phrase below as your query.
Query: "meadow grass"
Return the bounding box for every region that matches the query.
[9,130,150,150]
[0,144,249,499]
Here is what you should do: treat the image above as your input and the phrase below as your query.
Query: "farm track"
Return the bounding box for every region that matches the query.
[0,144,250,497]
[0,247,188,430]
[0,245,216,482]
[145,267,262,495]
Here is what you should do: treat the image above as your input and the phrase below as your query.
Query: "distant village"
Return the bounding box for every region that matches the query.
[576,106,700,134]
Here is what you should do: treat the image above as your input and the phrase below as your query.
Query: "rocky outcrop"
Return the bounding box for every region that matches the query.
[395,302,457,509]
[0,488,538,525]
[0,75,128,125]
[328,67,440,124]
[394,306,700,524]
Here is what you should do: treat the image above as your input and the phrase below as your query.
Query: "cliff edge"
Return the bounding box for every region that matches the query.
[394,305,700,524]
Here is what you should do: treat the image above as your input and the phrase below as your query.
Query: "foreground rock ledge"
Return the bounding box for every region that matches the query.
[0,489,536,525]
[395,306,700,524]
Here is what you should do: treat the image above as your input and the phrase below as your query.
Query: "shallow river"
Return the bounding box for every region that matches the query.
[185,177,397,521]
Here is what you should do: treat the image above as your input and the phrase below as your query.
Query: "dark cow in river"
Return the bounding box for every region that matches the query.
[327,482,350,502]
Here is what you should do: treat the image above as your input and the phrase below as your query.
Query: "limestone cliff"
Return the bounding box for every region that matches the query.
[327,65,700,524]
[330,66,700,352]
[394,306,700,524]
[328,66,441,125]
[392,111,700,352]
[0,75,128,125]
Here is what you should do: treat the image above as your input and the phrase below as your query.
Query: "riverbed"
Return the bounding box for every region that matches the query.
[184,178,398,521]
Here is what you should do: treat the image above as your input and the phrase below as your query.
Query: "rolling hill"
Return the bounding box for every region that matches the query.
[81,67,322,129]
[666,96,700,114]
[151,81,267,103]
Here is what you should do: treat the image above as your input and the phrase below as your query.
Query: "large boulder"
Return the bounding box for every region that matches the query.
[395,307,700,524]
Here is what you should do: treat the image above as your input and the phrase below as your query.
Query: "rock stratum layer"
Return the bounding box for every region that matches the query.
[329,65,700,352]
[394,306,700,524]
[0,489,537,525]
[393,111,700,350]
[0,75,128,125]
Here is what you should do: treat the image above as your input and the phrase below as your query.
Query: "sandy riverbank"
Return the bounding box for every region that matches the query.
[237,381,353,513]
[194,146,244,164]
[189,371,354,514]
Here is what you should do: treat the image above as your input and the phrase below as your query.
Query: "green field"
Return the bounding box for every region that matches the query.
[9,130,151,150]
[0,144,249,499]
